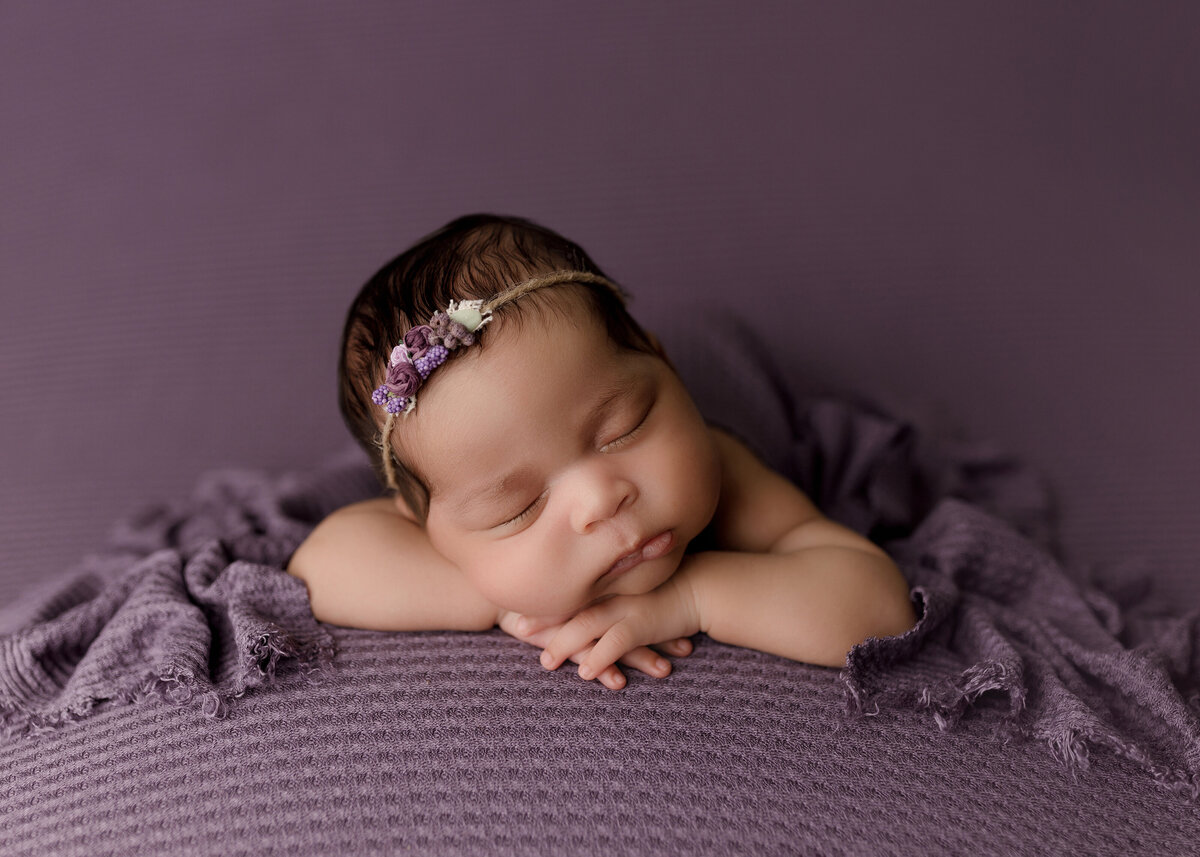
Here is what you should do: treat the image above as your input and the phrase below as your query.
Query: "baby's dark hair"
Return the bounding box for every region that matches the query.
[338,213,658,519]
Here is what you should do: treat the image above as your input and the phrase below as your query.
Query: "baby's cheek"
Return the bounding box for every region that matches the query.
[470,557,572,617]
[663,429,720,524]
[467,561,530,611]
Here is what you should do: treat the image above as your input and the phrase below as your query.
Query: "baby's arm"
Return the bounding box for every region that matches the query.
[678,542,912,668]
[683,429,914,664]
[288,498,692,689]
[538,430,916,678]
[287,499,500,631]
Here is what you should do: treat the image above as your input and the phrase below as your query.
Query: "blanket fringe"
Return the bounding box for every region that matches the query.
[0,626,331,740]
[843,659,1200,802]
[249,630,298,681]
[1039,724,1200,801]
[136,667,229,721]
[916,660,1026,730]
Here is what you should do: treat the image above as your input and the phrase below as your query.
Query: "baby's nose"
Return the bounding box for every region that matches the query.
[568,462,637,534]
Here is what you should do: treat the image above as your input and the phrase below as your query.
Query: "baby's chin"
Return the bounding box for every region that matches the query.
[593,543,686,601]
[516,539,690,618]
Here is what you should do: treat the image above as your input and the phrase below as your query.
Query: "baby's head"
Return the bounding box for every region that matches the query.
[338,214,721,616]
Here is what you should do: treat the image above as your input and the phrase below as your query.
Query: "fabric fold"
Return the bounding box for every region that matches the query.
[777,387,1200,797]
[0,454,374,736]
[843,492,1200,799]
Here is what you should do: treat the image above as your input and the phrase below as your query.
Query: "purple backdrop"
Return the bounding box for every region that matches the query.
[2,2,1198,613]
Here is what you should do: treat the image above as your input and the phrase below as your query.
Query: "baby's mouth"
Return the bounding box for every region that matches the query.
[601,530,674,581]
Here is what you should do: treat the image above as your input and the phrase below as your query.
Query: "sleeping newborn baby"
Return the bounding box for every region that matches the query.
[287,213,915,689]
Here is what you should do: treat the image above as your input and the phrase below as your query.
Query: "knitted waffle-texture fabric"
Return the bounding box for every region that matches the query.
[2,399,1199,856]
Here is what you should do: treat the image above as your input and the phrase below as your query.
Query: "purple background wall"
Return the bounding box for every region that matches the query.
[2,3,1197,612]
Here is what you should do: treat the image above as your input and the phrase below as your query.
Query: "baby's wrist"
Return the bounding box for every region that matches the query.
[668,557,709,636]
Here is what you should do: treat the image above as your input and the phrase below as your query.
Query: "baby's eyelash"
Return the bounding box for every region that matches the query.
[601,404,652,452]
[497,491,547,529]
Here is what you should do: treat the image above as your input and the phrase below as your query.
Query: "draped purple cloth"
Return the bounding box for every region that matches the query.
[3,390,1198,805]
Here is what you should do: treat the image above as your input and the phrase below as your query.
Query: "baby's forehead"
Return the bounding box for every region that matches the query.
[406,313,658,497]
[488,283,613,337]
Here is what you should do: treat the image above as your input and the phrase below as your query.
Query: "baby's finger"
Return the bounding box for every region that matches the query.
[654,637,694,658]
[499,612,567,642]
[560,642,627,690]
[540,609,616,671]
[595,664,627,690]
[513,613,569,637]
[577,623,639,681]
[618,646,672,678]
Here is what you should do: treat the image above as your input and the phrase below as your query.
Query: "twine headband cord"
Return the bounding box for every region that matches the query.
[374,271,626,492]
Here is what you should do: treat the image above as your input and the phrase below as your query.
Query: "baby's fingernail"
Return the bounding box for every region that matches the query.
[656,658,670,672]
[539,651,553,669]
[516,617,531,634]
[579,665,594,680]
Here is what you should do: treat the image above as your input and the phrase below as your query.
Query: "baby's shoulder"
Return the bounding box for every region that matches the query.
[285,496,410,575]
[333,497,406,518]
[285,496,495,632]
[706,425,823,552]
[706,425,780,492]
[320,494,419,524]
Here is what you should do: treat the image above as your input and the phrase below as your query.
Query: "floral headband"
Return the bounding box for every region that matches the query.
[374,270,625,493]
[371,299,491,416]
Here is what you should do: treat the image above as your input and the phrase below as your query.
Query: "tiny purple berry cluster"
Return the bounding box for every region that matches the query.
[414,344,449,379]
[372,386,408,415]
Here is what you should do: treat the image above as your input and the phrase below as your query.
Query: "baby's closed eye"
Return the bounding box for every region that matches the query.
[494,490,549,530]
[599,399,654,452]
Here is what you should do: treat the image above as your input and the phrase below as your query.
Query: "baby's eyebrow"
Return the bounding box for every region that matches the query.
[583,380,633,426]
[449,469,535,519]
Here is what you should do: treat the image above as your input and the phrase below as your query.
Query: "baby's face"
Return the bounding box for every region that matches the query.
[397,301,721,618]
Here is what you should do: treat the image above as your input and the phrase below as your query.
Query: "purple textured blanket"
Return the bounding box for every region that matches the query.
[2,395,1199,855]
[0,457,356,735]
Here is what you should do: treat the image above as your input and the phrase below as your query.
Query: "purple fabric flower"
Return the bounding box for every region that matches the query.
[403,324,435,354]
[429,312,451,334]
[443,320,474,349]
[384,360,421,398]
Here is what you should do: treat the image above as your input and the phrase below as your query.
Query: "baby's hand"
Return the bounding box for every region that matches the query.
[534,576,701,687]
[497,609,693,691]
